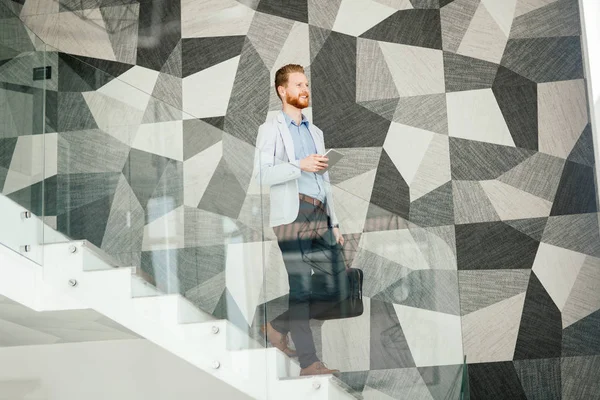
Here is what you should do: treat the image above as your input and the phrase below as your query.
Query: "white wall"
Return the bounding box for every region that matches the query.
[0,339,253,400]
[580,0,600,193]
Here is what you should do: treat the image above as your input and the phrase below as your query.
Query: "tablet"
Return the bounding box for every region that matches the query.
[316,149,344,175]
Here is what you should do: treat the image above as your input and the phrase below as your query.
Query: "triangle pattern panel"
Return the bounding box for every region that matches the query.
[131,122,184,162]
[452,180,500,224]
[57,129,130,174]
[223,40,270,144]
[514,0,559,18]
[182,119,223,161]
[410,134,451,202]
[101,173,145,261]
[327,147,382,185]
[455,221,540,270]
[358,98,399,122]
[561,355,600,400]
[513,358,562,400]
[197,158,246,219]
[447,89,515,147]
[359,229,429,271]
[479,179,553,221]
[331,0,397,37]
[57,191,115,248]
[513,271,562,360]
[256,0,308,23]
[57,92,99,132]
[145,74,183,121]
[538,79,588,160]
[410,0,439,8]
[182,0,255,38]
[418,364,464,400]
[146,159,184,224]
[246,11,295,71]
[378,41,445,98]
[501,36,584,83]
[370,298,416,370]
[542,214,600,258]
[457,1,508,64]
[467,362,528,399]
[531,242,586,311]
[561,254,600,329]
[458,269,531,315]
[440,0,480,52]
[57,54,118,92]
[393,94,448,135]
[504,217,548,241]
[375,0,414,10]
[450,137,535,180]
[183,55,241,120]
[136,0,181,71]
[307,0,342,30]
[550,161,597,216]
[408,223,457,270]
[563,308,600,357]
[365,368,436,399]
[373,269,461,315]
[393,304,463,367]
[497,152,564,202]
[356,38,400,102]
[360,9,443,50]
[308,24,332,63]
[568,124,595,167]
[383,122,435,186]
[510,0,580,39]
[409,181,454,227]
[492,69,538,151]
[99,3,140,65]
[369,149,410,220]
[122,148,172,212]
[271,21,311,84]
[322,298,371,372]
[481,0,517,37]
[462,292,526,363]
[444,51,499,92]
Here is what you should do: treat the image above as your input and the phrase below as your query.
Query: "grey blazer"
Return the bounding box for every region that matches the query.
[255,111,339,227]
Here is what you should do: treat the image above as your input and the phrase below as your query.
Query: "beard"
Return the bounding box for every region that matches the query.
[286,92,310,109]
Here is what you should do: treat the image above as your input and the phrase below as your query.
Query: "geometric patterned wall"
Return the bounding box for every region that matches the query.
[1,0,600,398]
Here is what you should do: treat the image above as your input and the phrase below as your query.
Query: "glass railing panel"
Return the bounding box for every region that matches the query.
[40,48,269,396]
[0,3,48,264]
[258,144,466,398]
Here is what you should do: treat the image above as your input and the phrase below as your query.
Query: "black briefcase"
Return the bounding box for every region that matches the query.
[314,268,364,320]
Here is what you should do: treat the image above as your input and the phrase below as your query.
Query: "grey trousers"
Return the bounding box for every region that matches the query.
[270,201,349,368]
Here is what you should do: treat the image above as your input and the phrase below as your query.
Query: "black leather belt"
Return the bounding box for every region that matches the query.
[299,194,326,211]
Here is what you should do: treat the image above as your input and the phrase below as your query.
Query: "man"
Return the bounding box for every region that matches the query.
[255,64,349,376]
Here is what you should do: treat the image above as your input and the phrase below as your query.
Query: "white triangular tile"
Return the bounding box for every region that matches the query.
[384,122,435,186]
[532,243,587,311]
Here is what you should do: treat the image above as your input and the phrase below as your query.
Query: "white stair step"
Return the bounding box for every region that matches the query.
[130,275,164,297]
[131,293,215,326]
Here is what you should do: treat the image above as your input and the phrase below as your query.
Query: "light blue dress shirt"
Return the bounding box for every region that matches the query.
[283,112,325,202]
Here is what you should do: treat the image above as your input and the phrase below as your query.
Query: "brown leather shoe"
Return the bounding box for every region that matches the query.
[300,361,340,377]
[260,323,297,357]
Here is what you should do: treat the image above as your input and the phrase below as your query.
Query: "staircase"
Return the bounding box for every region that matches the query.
[0,196,359,400]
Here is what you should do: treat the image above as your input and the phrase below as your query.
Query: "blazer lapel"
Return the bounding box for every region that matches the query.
[276,112,296,162]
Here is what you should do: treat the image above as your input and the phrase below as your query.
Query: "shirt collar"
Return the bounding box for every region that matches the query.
[283,112,310,128]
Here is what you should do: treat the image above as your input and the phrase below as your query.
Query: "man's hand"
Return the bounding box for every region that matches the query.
[332,227,344,246]
[300,154,328,173]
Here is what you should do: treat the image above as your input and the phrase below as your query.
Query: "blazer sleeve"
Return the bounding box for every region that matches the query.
[255,123,301,187]
[316,127,339,226]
